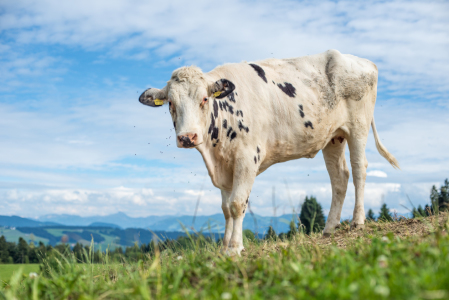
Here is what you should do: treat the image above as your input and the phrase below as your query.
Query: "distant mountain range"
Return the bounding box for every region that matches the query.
[1,212,299,234]
[0,215,60,227]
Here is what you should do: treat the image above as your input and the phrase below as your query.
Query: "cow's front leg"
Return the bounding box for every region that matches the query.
[221,190,233,251]
[226,161,256,256]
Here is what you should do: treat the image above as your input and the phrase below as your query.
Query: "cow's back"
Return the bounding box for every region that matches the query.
[205,50,378,176]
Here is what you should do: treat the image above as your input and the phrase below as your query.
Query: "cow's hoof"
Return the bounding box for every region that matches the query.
[322,222,341,237]
[350,223,365,230]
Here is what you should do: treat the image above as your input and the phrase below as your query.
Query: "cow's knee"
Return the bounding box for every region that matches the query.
[230,200,246,218]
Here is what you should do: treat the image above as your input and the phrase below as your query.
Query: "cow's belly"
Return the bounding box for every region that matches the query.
[258,120,339,174]
[260,142,322,172]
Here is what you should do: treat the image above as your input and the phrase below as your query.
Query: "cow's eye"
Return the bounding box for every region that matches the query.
[201,97,208,108]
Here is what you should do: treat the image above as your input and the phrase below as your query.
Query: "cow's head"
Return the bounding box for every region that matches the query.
[139,66,235,148]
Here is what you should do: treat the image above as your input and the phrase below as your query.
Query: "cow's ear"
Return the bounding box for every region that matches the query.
[139,88,167,107]
[209,79,235,99]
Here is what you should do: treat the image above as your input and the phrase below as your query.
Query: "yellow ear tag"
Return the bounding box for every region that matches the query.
[154,99,164,106]
[213,91,222,97]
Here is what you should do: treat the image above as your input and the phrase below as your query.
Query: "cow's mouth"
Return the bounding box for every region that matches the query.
[178,136,196,148]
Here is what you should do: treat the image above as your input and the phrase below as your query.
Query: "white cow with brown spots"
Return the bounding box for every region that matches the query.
[139,49,399,256]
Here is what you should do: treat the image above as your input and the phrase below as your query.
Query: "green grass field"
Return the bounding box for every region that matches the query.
[0,264,40,282]
[1,213,448,299]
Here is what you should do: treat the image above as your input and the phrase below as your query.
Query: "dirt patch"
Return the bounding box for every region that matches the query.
[313,212,448,249]
[251,213,449,254]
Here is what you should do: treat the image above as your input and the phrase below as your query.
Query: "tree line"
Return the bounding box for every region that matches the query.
[0,233,218,264]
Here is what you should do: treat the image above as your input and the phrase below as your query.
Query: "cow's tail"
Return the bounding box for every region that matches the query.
[371,117,400,169]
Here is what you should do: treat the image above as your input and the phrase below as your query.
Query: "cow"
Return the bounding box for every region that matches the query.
[138,49,399,256]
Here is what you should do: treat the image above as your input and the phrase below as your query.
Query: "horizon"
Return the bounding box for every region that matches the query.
[1,1,448,220]
[3,211,300,219]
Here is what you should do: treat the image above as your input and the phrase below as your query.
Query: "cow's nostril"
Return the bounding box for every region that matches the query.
[191,134,197,141]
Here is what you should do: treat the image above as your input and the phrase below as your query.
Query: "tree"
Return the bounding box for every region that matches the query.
[430,179,449,213]
[265,226,277,240]
[413,205,427,218]
[366,209,376,221]
[278,232,287,241]
[440,179,449,211]
[424,204,431,216]
[430,185,440,215]
[378,203,393,222]
[286,220,298,239]
[299,196,326,234]
[0,236,10,263]
[17,237,29,264]
[243,229,256,243]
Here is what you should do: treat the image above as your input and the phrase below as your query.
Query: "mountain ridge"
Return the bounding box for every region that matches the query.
[1,213,299,233]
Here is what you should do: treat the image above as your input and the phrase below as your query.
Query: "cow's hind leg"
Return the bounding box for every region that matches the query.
[348,132,369,228]
[221,190,233,252]
[322,137,350,236]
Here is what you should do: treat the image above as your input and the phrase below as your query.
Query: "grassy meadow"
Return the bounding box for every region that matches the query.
[1,213,448,299]
[0,264,40,282]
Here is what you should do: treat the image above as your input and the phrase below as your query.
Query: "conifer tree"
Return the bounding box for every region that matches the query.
[424,204,431,216]
[378,203,393,222]
[299,196,326,234]
[440,179,449,211]
[418,205,426,217]
[0,236,9,263]
[265,226,277,240]
[18,237,29,264]
[430,179,449,213]
[287,220,298,239]
[278,232,287,241]
[366,209,376,221]
[430,185,440,215]
[412,205,426,218]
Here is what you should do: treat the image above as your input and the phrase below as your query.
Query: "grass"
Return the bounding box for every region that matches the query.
[1,213,449,299]
[0,264,40,282]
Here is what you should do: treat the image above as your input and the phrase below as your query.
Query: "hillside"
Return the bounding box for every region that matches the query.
[2,213,448,299]
[0,226,191,249]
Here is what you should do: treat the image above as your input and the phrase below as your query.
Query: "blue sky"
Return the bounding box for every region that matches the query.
[0,0,448,219]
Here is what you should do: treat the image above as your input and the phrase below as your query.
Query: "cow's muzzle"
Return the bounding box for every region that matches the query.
[177,133,199,148]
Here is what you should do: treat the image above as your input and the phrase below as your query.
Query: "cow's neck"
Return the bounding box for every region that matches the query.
[196,143,217,186]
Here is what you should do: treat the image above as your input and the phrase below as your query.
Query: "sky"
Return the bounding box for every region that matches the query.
[0,0,448,219]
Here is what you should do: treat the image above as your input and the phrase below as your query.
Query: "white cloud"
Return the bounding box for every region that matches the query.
[367,170,388,178]
[184,190,205,197]
[1,0,448,95]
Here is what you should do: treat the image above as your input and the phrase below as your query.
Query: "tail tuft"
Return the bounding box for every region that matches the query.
[371,118,400,170]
